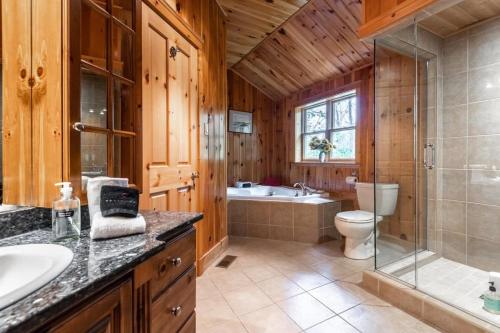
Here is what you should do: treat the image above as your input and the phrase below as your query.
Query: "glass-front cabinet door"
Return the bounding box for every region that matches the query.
[70,0,138,196]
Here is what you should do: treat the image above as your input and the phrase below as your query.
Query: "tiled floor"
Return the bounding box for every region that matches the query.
[398,257,500,328]
[196,237,441,333]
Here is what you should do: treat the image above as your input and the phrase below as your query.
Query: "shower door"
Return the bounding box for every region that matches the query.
[374,27,437,286]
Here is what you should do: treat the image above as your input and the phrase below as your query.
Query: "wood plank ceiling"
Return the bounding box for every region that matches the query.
[228,0,373,100]
[218,0,309,67]
[419,0,500,37]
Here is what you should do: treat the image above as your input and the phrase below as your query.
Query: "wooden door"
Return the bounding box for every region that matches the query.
[48,279,133,333]
[141,3,199,213]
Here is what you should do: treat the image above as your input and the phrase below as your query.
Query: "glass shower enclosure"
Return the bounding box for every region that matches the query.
[374,22,500,328]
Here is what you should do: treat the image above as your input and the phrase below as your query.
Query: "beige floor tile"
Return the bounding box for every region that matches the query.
[256,275,305,302]
[197,277,221,301]
[277,293,335,330]
[309,283,362,313]
[310,260,357,280]
[281,268,331,290]
[306,316,359,333]
[242,264,281,283]
[197,319,248,333]
[223,284,274,315]
[197,294,240,330]
[341,304,440,333]
[239,304,301,333]
[209,270,254,293]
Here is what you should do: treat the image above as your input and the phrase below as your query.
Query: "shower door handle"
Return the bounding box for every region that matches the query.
[423,143,435,169]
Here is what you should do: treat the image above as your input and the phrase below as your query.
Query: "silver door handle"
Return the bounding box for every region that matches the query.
[177,186,191,193]
[423,143,435,169]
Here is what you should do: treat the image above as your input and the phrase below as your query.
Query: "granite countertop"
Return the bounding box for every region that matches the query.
[0,210,203,333]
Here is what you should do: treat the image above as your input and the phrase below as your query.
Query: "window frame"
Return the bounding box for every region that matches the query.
[299,88,358,163]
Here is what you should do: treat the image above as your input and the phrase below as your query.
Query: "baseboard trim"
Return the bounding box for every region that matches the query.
[197,236,229,276]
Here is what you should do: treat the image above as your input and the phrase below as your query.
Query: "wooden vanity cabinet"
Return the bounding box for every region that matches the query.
[47,278,133,333]
[41,227,196,333]
[135,228,197,333]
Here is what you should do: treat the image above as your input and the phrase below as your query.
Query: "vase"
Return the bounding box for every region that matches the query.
[318,151,326,163]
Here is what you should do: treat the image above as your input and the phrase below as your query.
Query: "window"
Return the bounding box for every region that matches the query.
[300,90,357,161]
[77,0,137,184]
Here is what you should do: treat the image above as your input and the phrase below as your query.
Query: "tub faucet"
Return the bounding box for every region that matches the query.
[293,182,308,196]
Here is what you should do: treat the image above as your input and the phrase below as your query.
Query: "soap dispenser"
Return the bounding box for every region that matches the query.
[484,281,500,315]
[52,182,81,240]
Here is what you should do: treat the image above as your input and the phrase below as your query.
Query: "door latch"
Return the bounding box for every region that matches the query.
[423,143,435,169]
[169,46,179,60]
[191,172,199,190]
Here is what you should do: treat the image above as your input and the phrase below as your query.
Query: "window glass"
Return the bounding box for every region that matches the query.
[81,3,107,69]
[333,96,356,128]
[113,0,133,28]
[304,104,327,132]
[331,129,355,160]
[300,90,357,161]
[113,80,134,131]
[81,132,108,178]
[113,136,134,180]
[112,23,134,79]
[303,133,325,160]
[81,70,108,128]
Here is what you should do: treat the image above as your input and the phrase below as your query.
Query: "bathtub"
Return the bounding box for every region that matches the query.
[227,185,341,243]
[227,185,324,202]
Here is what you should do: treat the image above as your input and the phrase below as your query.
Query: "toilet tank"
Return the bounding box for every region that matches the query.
[355,182,399,216]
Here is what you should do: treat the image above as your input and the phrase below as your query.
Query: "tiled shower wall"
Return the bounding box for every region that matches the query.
[439,17,500,271]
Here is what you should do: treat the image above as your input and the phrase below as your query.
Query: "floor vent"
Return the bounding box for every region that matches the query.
[216,255,237,268]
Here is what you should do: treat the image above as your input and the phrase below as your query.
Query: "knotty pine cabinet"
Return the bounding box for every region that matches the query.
[2,0,63,207]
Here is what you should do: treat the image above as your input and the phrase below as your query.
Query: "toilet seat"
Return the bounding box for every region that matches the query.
[336,210,382,224]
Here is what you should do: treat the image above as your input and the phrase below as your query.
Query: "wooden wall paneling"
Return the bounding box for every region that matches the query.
[273,66,374,203]
[2,0,33,205]
[227,70,276,186]
[196,0,228,274]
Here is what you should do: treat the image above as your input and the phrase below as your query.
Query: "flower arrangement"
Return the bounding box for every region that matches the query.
[309,136,335,162]
[309,136,335,153]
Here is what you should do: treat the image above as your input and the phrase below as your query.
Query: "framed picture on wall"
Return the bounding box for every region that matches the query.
[228,110,253,134]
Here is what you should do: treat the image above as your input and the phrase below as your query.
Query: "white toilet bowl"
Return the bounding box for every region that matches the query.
[335,210,382,260]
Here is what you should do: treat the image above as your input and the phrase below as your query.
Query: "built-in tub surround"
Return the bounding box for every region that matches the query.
[228,186,341,243]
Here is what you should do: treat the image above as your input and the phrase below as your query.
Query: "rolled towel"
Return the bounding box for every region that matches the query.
[90,212,146,240]
[86,177,128,226]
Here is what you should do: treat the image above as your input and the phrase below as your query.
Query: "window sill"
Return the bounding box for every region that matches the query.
[292,161,359,167]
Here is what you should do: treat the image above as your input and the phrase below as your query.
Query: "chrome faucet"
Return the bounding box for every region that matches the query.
[293,182,305,196]
[293,182,317,196]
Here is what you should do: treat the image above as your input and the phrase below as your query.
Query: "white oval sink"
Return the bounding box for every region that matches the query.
[0,244,73,310]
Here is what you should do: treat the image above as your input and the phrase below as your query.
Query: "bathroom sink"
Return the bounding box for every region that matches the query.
[0,244,73,310]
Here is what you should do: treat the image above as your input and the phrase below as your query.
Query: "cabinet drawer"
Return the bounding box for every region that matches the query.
[151,266,196,333]
[178,312,195,333]
[149,228,195,298]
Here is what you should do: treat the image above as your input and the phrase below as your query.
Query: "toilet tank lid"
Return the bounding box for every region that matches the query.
[355,182,399,189]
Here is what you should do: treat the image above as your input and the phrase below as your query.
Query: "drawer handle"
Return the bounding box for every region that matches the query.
[171,306,182,317]
[159,262,167,275]
[171,257,182,266]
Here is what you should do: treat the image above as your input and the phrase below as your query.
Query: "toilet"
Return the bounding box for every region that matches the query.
[335,182,399,260]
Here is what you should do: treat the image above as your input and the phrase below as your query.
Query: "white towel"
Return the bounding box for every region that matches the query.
[90,212,146,240]
[86,177,128,225]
